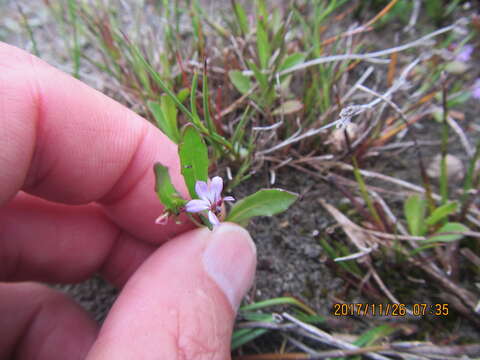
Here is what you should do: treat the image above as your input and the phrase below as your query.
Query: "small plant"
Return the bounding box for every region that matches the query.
[404,194,469,251]
[154,124,297,230]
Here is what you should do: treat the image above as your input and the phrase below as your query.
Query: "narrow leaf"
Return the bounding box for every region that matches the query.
[354,325,396,347]
[226,189,297,225]
[404,194,427,236]
[161,95,180,142]
[130,43,194,121]
[190,71,199,120]
[232,1,249,35]
[229,70,252,94]
[426,222,469,243]
[148,101,171,140]
[256,17,270,69]
[278,53,306,72]
[202,68,215,134]
[425,202,457,226]
[177,88,190,103]
[247,60,268,91]
[179,125,209,198]
[148,98,180,143]
[240,296,314,315]
[231,328,267,350]
[154,163,185,211]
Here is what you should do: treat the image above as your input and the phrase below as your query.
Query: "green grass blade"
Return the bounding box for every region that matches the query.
[130,42,195,122]
[354,325,396,347]
[240,296,315,315]
[231,0,249,35]
[190,71,200,121]
[352,157,383,227]
[67,0,80,78]
[202,67,215,134]
[318,238,361,276]
[256,16,270,69]
[231,328,267,350]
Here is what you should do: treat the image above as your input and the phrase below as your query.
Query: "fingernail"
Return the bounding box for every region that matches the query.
[202,223,257,311]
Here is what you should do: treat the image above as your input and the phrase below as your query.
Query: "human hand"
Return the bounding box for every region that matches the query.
[0,42,256,360]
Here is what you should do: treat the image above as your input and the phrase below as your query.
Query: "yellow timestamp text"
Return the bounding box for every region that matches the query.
[332,303,449,317]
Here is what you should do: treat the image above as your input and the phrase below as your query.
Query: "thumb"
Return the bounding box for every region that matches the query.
[87,223,256,360]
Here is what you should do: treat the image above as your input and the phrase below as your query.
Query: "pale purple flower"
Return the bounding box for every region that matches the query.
[185,176,235,227]
[455,44,474,63]
[472,78,480,100]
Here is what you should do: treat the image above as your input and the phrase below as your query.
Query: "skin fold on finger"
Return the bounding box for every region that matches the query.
[0,192,154,287]
[0,282,98,360]
[0,41,192,244]
[87,224,257,360]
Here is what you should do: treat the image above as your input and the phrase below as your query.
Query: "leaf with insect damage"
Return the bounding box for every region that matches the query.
[154,163,185,212]
[179,125,209,198]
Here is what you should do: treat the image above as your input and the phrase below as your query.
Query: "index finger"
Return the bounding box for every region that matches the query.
[0,42,190,242]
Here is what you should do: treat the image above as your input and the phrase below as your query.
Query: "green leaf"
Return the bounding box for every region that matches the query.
[232,1,249,35]
[131,43,194,121]
[177,88,190,103]
[202,68,215,134]
[404,194,427,236]
[240,296,314,315]
[278,53,306,72]
[256,0,268,19]
[318,238,362,276]
[148,101,168,134]
[425,202,457,226]
[426,222,469,243]
[226,189,297,225]
[179,125,209,198]
[240,312,275,322]
[190,71,201,123]
[154,163,185,211]
[231,328,267,350]
[229,70,252,94]
[449,91,471,107]
[256,17,270,69]
[148,99,180,143]
[353,325,396,347]
[247,60,268,92]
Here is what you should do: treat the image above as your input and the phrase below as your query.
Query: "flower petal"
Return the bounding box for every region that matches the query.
[223,196,235,202]
[209,176,223,202]
[154,213,169,225]
[456,44,473,62]
[208,211,220,227]
[473,79,480,100]
[195,181,210,202]
[185,199,210,213]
